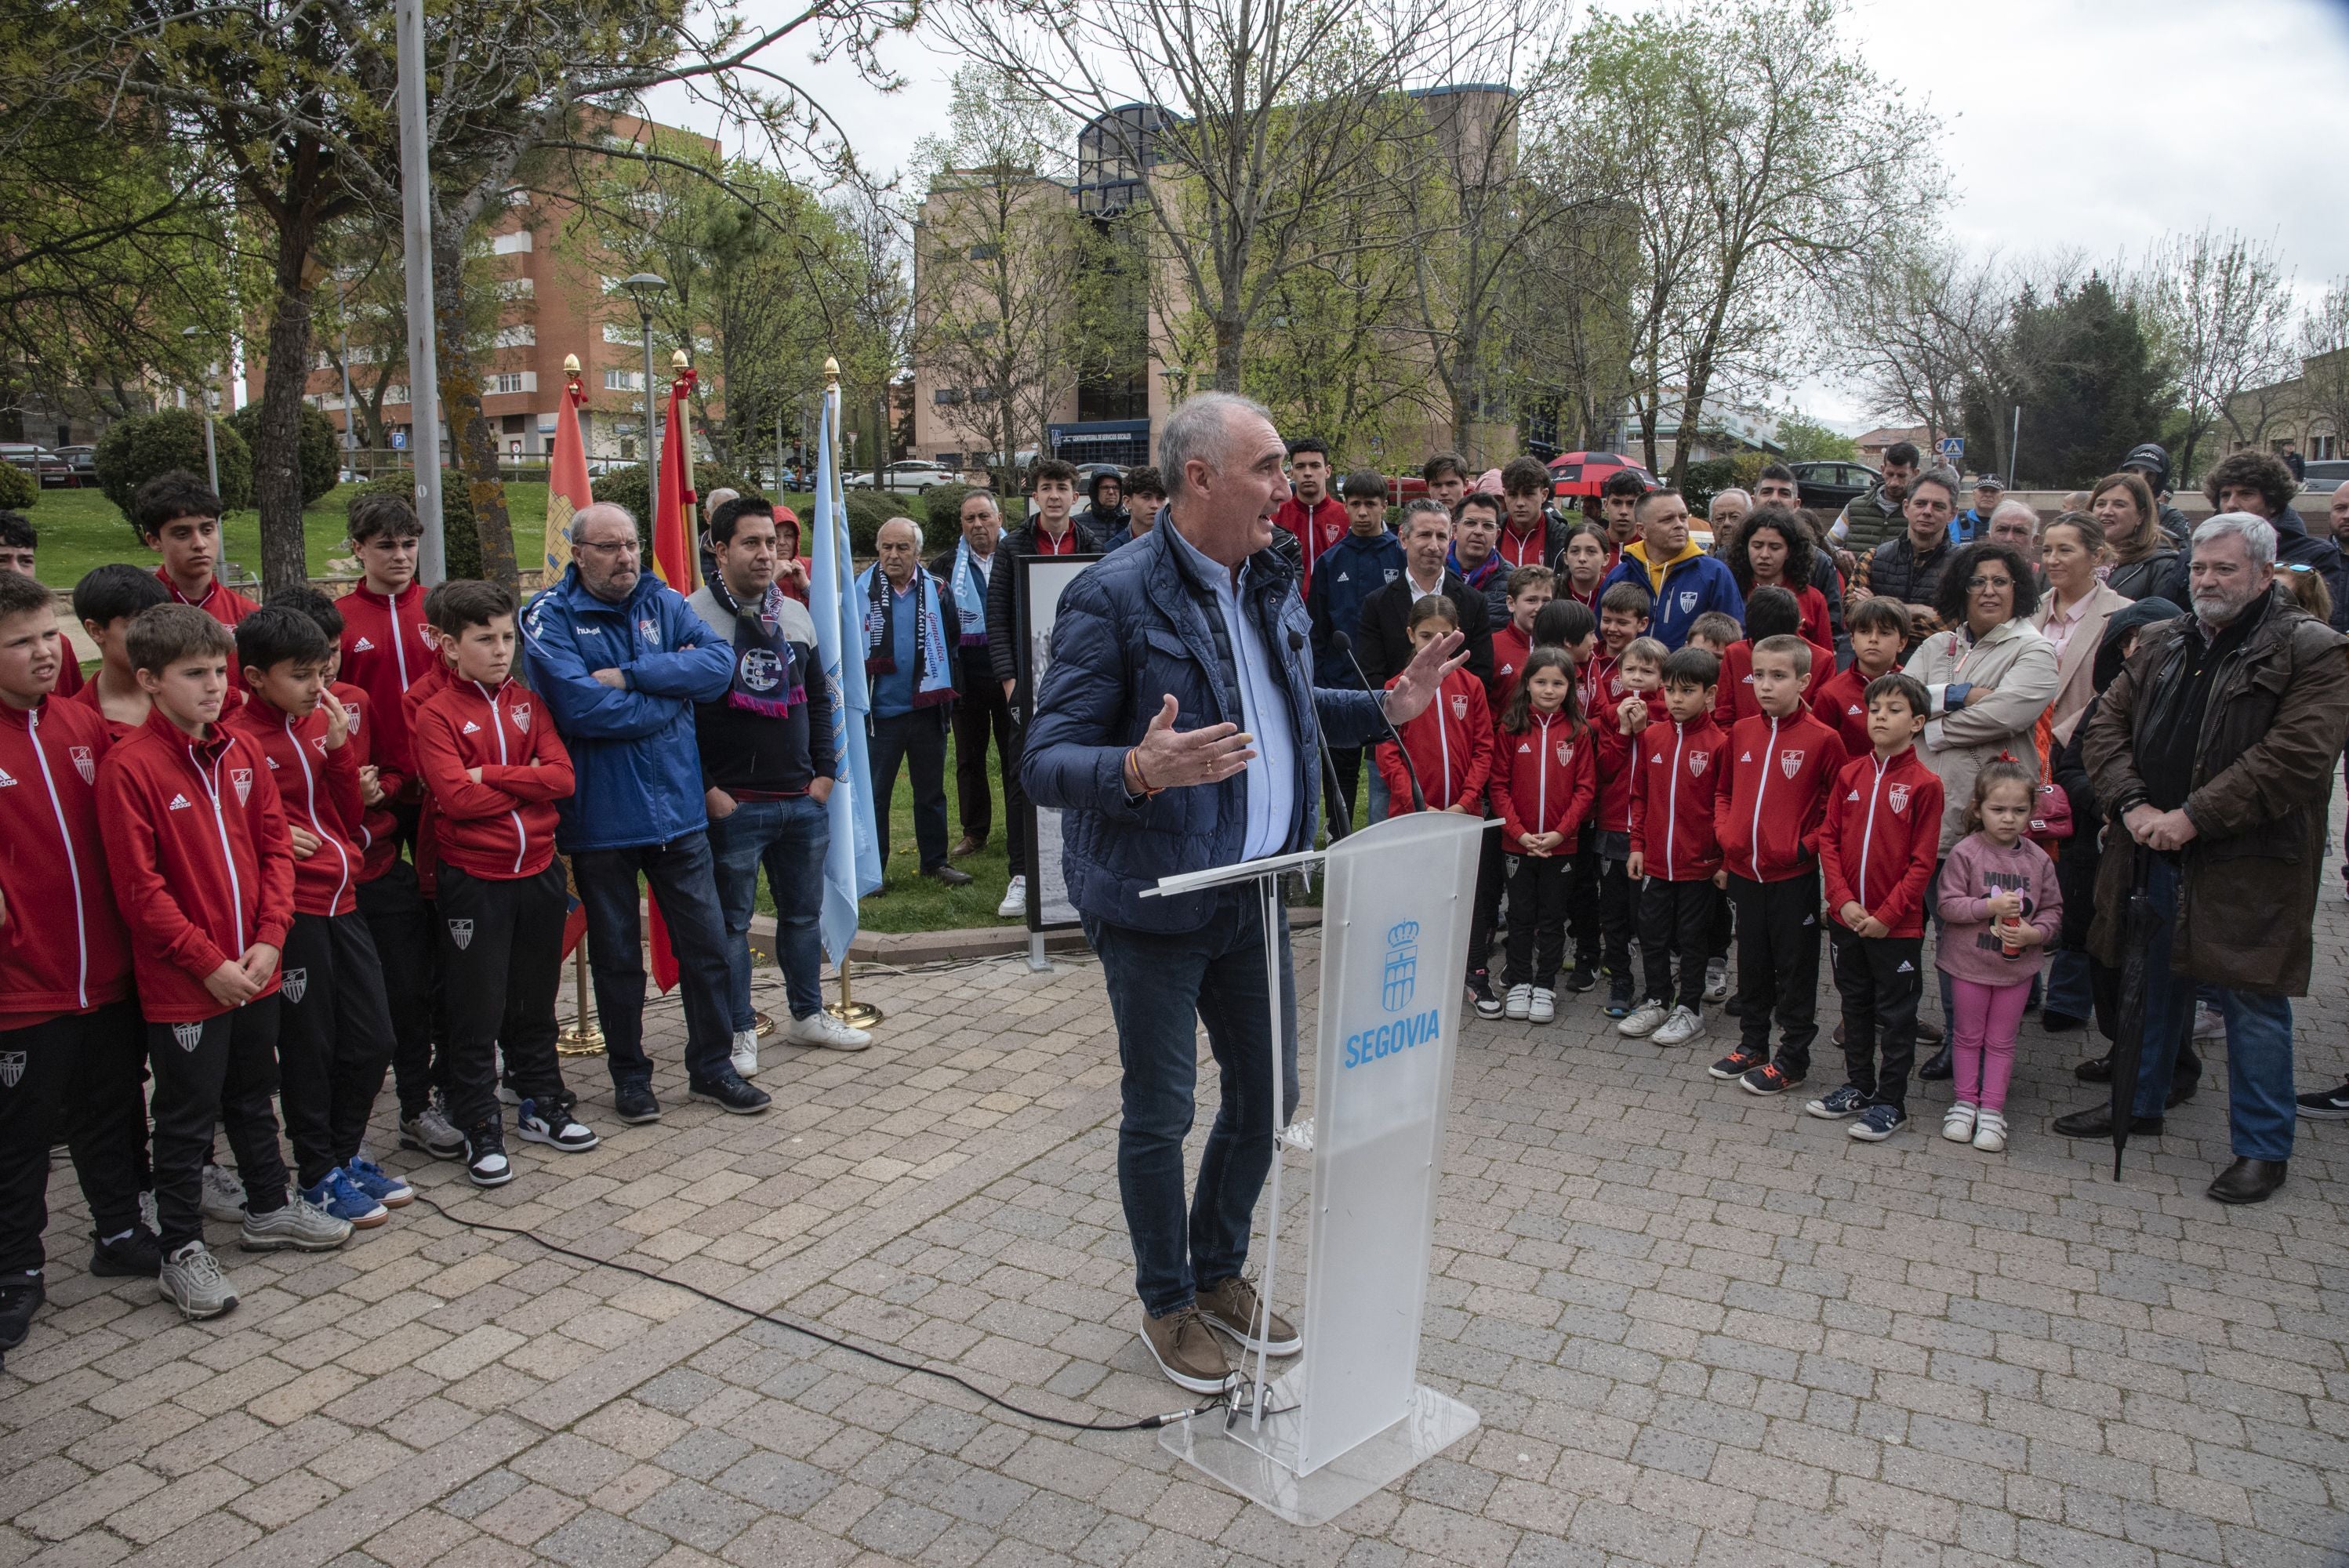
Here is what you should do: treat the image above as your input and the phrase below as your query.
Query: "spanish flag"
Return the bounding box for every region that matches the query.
[543,370,590,579]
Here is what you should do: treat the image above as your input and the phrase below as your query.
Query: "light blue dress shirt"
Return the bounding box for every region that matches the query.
[1167,524,1297,860]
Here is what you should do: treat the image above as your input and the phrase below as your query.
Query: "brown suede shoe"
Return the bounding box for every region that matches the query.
[1196,1275,1301,1356]
[949,835,983,858]
[1142,1306,1238,1394]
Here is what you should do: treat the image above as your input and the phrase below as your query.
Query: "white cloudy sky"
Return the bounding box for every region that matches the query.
[646,0,2349,428]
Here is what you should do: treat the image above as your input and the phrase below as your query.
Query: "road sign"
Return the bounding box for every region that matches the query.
[1936,437,1964,460]
[391,430,408,451]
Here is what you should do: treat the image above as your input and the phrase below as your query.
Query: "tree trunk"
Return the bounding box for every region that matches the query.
[431,229,515,589]
[1669,363,1713,489]
[1213,310,1243,393]
[255,216,321,596]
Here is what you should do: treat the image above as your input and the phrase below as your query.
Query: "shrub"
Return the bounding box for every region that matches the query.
[591,461,760,554]
[93,408,255,523]
[1679,458,1739,520]
[844,487,920,560]
[354,473,481,582]
[0,462,34,510]
[227,403,341,508]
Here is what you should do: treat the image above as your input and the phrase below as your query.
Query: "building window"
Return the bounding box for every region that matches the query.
[968,243,1000,261]
[933,387,964,405]
[491,230,534,255]
[488,372,536,395]
[2310,432,2338,461]
[603,368,644,392]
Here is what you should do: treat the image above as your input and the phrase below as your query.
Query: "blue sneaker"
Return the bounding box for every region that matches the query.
[1848,1103,1908,1142]
[300,1168,389,1229]
[1804,1084,1870,1120]
[343,1158,413,1209]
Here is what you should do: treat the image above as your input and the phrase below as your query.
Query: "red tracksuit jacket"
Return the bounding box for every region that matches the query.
[1378,667,1492,813]
[1712,637,1835,729]
[412,676,575,880]
[224,694,365,917]
[338,580,432,794]
[1804,662,1885,761]
[71,677,140,742]
[96,707,296,1022]
[0,696,130,1029]
[334,683,401,883]
[1627,714,1729,881]
[1592,688,1668,833]
[1490,621,1532,710]
[1820,746,1944,938]
[1488,709,1596,853]
[156,568,260,695]
[1715,706,1847,884]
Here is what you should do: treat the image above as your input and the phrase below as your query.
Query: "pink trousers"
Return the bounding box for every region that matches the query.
[1948,976,2033,1112]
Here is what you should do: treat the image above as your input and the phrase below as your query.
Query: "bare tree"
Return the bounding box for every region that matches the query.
[2301,278,2349,465]
[2133,226,2298,483]
[1835,238,2005,451]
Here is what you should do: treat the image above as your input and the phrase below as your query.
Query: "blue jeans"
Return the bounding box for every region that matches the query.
[1086,888,1298,1318]
[573,834,736,1089]
[706,795,829,1026]
[2046,949,2093,1022]
[1365,763,1389,826]
[2128,856,2296,1160]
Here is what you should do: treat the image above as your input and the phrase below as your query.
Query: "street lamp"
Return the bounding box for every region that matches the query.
[182,325,220,496]
[621,273,668,503]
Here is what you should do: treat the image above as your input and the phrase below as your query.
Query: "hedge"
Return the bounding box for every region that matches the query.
[0,463,34,510]
[93,408,255,524]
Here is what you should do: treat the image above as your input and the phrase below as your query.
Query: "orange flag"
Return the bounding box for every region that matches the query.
[651,365,699,592]
[543,371,591,579]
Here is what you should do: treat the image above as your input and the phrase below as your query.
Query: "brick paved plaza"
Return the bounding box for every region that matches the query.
[7,891,2349,1568]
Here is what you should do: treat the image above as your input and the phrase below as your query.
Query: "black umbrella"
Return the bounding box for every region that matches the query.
[2104,848,2158,1179]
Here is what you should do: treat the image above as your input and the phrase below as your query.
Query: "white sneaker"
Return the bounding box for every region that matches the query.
[1528,987,1556,1024]
[1618,1000,1671,1038]
[1942,1102,1978,1142]
[1503,983,1532,1021]
[199,1163,248,1224]
[1970,1110,2008,1153]
[1653,1006,1707,1047]
[786,1011,873,1051]
[1703,960,1729,1004]
[997,876,1027,920]
[2191,1004,2224,1040]
[729,1029,760,1079]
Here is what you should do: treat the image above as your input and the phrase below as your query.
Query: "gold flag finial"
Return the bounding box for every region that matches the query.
[670,347,689,370]
[562,352,581,376]
[822,356,840,388]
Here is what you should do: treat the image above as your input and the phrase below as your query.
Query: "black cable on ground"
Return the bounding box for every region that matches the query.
[408,1192,1228,1433]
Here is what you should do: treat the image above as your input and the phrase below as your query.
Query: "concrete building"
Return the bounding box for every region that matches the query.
[2222,346,2345,466]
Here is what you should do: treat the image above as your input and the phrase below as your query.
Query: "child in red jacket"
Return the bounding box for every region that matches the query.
[1708,635,1848,1097]
[1807,597,1912,761]
[1378,596,1498,1008]
[228,607,408,1228]
[1487,564,1553,711]
[1592,636,1668,1018]
[412,580,585,1189]
[1810,673,1943,1141]
[0,573,151,1350]
[100,604,352,1321]
[1712,586,1833,730]
[1488,648,1596,1022]
[134,472,260,695]
[1623,644,1729,1048]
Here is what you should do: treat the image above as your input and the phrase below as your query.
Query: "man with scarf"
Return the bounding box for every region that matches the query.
[862,517,970,887]
[1451,491,1512,626]
[689,496,871,1075]
[927,490,1017,869]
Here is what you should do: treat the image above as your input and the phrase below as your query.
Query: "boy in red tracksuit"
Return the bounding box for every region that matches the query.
[1378,597,1498,1006]
[227,606,408,1227]
[0,574,152,1352]
[1592,637,1668,1018]
[1712,587,1832,730]
[1487,564,1553,710]
[1807,596,1912,760]
[1623,644,1728,1048]
[1488,647,1596,1021]
[411,579,586,1189]
[1708,634,1847,1097]
[71,564,169,739]
[100,604,352,1322]
[1810,673,1943,1140]
[133,471,259,695]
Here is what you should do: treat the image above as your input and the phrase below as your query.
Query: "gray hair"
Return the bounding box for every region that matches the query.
[957,488,1001,518]
[1397,497,1453,535]
[1159,391,1276,499]
[1989,497,2039,532]
[1708,488,1751,516]
[2192,510,2277,568]
[570,500,636,544]
[878,515,924,552]
[1910,466,1962,504]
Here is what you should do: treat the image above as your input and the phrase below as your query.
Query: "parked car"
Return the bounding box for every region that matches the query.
[0,443,78,488]
[853,459,958,495]
[1789,459,1879,514]
[2300,459,2349,496]
[53,445,98,484]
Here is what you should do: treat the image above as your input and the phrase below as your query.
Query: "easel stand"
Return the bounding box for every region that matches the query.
[1144,815,1486,1525]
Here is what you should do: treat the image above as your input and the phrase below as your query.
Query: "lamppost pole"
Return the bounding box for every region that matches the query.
[182,325,218,495]
[622,274,669,510]
[396,0,445,583]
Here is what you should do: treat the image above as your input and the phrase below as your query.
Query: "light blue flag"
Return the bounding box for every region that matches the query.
[808,387,885,966]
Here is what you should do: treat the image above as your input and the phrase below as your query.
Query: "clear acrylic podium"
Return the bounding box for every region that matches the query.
[1142,811,1486,1525]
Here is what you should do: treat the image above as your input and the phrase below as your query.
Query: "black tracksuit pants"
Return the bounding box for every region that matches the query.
[277,910,398,1188]
[0,1001,148,1272]
[1596,840,1634,976]
[951,650,1022,865]
[358,855,444,1118]
[1727,869,1823,1073]
[437,862,568,1132]
[1830,928,1925,1110]
[1639,878,1715,1012]
[149,1000,288,1250]
[1502,852,1572,989]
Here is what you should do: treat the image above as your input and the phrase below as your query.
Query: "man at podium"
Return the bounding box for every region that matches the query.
[1023,392,1468,1395]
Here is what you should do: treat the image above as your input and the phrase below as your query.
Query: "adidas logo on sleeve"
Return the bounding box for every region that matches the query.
[167,793,192,811]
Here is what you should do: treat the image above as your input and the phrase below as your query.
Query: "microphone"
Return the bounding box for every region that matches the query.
[1334,630,1425,814]
[1289,627,1351,839]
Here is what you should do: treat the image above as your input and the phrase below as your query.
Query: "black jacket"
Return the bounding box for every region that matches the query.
[984,514,1110,688]
[1352,572,1494,689]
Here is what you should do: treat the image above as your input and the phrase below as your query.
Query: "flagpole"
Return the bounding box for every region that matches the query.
[817,354,884,1033]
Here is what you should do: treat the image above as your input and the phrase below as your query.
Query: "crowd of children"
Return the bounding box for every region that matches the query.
[1366,495,2064,1152]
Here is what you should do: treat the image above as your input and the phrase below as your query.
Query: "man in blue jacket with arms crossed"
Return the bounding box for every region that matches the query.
[524,502,770,1123]
[1023,392,1465,1395]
